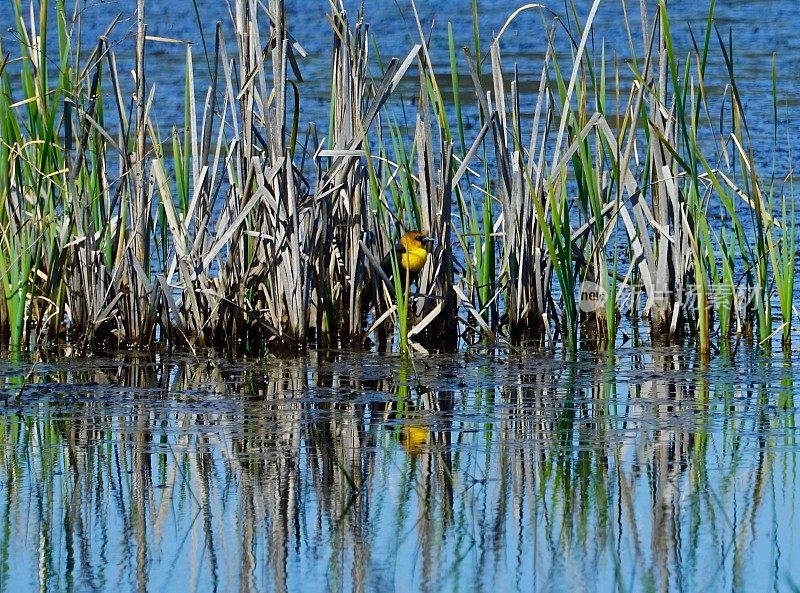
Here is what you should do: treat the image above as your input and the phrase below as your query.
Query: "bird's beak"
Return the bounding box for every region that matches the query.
[420,236,435,244]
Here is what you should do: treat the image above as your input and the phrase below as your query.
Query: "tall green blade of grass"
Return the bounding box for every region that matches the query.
[470,4,497,331]
[363,139,410,355]
[767,54,795,350]
[529,170,578,354]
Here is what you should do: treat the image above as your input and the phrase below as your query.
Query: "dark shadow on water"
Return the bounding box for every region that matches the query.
[0,348,798,592]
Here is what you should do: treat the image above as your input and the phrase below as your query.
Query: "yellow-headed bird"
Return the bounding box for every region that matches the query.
[381,230,434,281]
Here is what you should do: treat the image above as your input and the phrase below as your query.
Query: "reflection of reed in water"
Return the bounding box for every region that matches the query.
[0,351,796,592]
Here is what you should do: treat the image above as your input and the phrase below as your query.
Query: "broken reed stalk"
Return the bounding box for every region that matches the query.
[311,3,373,346]
[462,40,552,345]
[0,0,794,356]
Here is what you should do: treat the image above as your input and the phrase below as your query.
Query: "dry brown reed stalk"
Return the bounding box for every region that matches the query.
[634,6,689,343]
[406,108,457,352]
[464,14,609,348]
[221,0,312,350]
[158,0,428,353]
[305,2,423,349]
[464,41,555,343]
[155,0,316,352]
[152,26,228,350]
[466,0,710,351]
[647,113,692,342]
[1,2,141,350]
[381,0,484,353]
[123,0,156,345]
[60,5,165,350]
[309,3,381,347]
[63,36,118,348]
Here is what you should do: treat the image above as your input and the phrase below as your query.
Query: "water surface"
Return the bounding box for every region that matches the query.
[3,0,798,147]
[1,348,798,592]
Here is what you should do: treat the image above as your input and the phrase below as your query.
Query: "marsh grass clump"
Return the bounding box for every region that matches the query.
[0,0,795,356]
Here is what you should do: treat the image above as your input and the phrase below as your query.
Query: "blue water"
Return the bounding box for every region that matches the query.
[0,348,798,592]
[3,0,798,151]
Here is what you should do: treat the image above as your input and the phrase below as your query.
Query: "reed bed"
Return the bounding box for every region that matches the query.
[0,0,795,355]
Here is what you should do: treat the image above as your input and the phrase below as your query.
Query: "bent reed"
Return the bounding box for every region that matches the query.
[0,0,795,356]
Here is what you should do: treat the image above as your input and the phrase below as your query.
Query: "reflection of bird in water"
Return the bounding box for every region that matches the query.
[381,230,434,283]
[400,423,430,455]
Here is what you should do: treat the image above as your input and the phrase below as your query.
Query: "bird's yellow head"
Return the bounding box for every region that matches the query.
[400,230,434,251]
